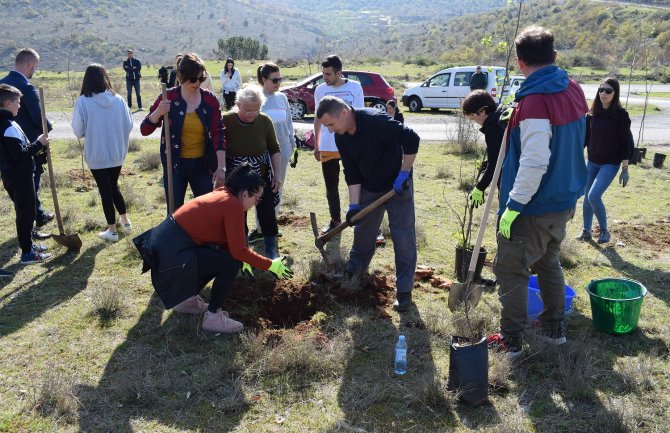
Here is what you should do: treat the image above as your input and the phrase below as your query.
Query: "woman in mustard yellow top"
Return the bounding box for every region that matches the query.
[141,53,226,211]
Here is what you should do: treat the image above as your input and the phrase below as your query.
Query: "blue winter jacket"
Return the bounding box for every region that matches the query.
[499,65,588,216]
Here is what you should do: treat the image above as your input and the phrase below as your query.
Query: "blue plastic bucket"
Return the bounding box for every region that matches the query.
[527,275,576,320]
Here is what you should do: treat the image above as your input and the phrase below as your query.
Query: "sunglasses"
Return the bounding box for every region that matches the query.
[598,87,614,95]
[270,77,284,84]
[187,74,207,84]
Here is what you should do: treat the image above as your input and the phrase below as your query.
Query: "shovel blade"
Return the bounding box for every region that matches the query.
[448,282,485,312]
[52,233,82,250]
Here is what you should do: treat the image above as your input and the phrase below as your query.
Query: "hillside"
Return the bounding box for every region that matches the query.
[0,0,506,71]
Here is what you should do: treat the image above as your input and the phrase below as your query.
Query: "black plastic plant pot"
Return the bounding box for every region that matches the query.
[455,246,487,282]
[638,147,647,159]
[653,153,666,169]
[447,336,489,405]
[629,148,642,165]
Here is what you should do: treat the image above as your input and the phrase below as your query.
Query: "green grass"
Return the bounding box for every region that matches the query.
[0,139,669,432]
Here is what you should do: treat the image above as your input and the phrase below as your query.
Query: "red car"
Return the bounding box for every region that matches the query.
[281,70,396,119]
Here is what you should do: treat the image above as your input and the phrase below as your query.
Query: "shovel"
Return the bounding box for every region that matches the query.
[448,126,509,312]
[38,87,82,250]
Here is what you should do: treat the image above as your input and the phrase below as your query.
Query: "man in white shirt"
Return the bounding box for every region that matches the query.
[313,55,364,234]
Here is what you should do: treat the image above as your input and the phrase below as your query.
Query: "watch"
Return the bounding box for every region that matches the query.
[217,167,226,172]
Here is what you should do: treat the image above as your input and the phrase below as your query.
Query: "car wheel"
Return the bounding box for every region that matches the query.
[371,100,387,112]
[289,100,306,119]
[408,97,422,113]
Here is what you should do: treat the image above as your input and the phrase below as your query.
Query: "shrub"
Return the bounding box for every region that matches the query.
[136,151,161,171]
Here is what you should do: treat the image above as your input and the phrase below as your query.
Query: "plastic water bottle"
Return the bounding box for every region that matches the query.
[394,335,407,375]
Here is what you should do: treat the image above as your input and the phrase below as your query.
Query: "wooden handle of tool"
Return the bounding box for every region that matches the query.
[465,125,510,282]
[161,84,175,214]
[317,189,397,244]
[38,87,65,236]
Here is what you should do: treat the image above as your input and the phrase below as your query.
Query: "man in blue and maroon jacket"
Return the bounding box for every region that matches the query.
[489,26,588,358]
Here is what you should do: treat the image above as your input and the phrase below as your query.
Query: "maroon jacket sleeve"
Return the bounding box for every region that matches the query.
[140,93,167,135]
[203,90,226,151]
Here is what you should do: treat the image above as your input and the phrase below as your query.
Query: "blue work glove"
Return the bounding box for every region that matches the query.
[498,208,520,239]
[268,258,293,279]
[619,167,629,187]
[241,262,254,277]
[393,170,411,194]
[469,187,484,208]
[346,204,361,226]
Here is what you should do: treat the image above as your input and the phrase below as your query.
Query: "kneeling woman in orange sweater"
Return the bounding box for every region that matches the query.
[134,163,293,334]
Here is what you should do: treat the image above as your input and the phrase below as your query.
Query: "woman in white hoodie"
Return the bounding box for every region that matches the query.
[72,64,134,242]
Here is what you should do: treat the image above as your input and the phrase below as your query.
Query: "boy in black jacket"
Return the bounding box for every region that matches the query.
[0,84,51,264]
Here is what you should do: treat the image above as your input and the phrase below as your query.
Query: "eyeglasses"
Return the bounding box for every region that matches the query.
[466,107,486,119]
[250,192,263,203]
[270,77,284,84]
[598,87,614,95]
[187,74,207,84]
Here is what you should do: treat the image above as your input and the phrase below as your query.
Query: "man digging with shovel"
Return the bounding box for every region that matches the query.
[316,96,419,312]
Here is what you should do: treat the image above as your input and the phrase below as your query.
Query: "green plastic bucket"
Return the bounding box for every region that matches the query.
[586,278,647,334]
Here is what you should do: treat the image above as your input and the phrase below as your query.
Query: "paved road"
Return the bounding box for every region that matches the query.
[48,83,669,144]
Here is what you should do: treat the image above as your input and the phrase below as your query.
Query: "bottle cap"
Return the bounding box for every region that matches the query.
[399,335,405,341]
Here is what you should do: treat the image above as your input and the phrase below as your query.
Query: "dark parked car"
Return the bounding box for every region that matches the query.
[281,70,396,119]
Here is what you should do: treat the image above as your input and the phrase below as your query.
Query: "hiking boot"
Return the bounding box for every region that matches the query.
[597,230,611,244]
[20,251,51,265]
[320,219,341,235]
[0,268,13,278]
[173,295,209,314]
[32,228,51,240]
[98,229,119,242]
[393,291,413,312]
[575,230,592,241]
[376,230,385,246]
[36,211,55,227]
[537,325,566,345]
[487,333,522,360]
[248,229,264,244]
[32,243,48,253]
[202,310,243,334]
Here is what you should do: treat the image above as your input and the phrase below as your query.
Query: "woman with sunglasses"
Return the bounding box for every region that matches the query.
[141,52,226,211]
[577,77,634,243]
[256,63,295,215]
[220,58,242,111]
[222,85,282,259]
[461,89,505,209]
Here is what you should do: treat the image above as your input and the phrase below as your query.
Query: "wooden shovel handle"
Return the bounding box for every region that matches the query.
[161,84,175,214]
[37,87,65,236]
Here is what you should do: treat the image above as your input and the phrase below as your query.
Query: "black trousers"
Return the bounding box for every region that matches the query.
[321,158,341,222]
[91,166,127,225]
[196,246,240,312]
[2,172,36,254]
[223,91,236,111]
[245,184,278,236]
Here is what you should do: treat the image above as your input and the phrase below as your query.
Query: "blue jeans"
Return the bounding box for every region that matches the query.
[163,157,212,212]
[126,79,142,109]
[583,161,619,232]
[347,180,417,293]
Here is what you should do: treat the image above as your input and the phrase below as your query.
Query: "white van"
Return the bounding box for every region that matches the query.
[401,66,506,112]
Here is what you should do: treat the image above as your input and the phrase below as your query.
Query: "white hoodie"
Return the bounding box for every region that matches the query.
[71,90,133,169]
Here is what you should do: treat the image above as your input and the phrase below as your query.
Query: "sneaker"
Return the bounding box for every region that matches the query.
[98,229,119,242]
[575,230,592,241]
[0,268,13,278]
[32,244,48,253]
[202,310,244,334]
[173,295,209,314]
[392,291,413,312]
[32,228,51,240]
[248,229,264,244]
[36,212,55,227]
[138,107,144,111]
[376,230,385,246]
[487,333,522,360]
[121,221,133,234]
[320,219,341,235]
[20,251,51,265]
[597,230,611,244]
